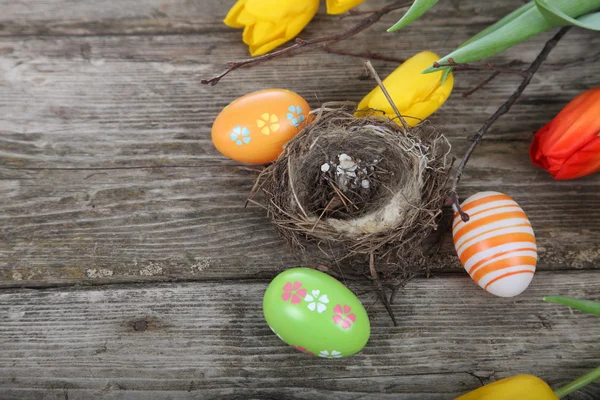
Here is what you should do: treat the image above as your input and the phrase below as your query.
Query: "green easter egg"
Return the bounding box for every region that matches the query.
[263,268,370,358]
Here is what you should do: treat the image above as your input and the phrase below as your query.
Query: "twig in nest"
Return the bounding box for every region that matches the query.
[447,27,571,221]
[370,252,397,326]
[288,161,308,218]
[254,105,452,284]
[323,46,407,64]
[363,60,409,131]
[201,1,412,85]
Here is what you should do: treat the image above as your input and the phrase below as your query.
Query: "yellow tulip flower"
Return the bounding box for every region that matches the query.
[224,0,319,56]
[455,375,558,400]
[355,51,454,127]
[326,0,366,15]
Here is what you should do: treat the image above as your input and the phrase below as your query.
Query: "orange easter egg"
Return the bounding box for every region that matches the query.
[212,89,311,164]
[452,191,537,297]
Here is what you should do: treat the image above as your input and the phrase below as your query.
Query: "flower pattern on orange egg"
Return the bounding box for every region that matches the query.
[212,89,311,164]
[257,113,280,135]
[229,126,251,146]
[287,105,306,127]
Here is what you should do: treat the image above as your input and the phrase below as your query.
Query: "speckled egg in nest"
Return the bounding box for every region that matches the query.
[251,102,453,281]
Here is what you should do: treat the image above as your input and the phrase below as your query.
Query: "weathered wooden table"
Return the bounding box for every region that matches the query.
[1,0,599,398]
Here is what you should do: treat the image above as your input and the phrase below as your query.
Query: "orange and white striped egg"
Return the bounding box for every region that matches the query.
[452,191,537,297]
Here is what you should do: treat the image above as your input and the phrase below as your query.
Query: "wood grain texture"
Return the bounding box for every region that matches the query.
[1,1,599,399]
[0,0,586,37]
[1,164,599,288]
[0,272,599,399]
[1,0,599,287]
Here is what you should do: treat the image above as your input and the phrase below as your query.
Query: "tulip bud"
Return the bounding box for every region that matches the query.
[530,87,600,180]
[455,374,558,400]
[224,0,319,56]
[326,0,366,15]
[355,51,454,127]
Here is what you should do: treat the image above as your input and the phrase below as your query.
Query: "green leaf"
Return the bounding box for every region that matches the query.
[422,65,451,75]
[421,5,552,73]
[421,0,600,72]
[554,366,600,399]
[535,0,600,30]
[460,2,536,48]
[578,12,600,29]
[440,68,452,85]
[543,296,600,316]
[387,0,439,32]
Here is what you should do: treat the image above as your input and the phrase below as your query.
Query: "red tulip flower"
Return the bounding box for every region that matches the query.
[530,88,600,180]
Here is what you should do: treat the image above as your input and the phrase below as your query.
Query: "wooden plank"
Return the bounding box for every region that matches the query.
[0,0,572,37]
[1,1,599,286]
[1,162,599,288]
[1,34,599,286]
[0,0,225,36]
[0,272,599,399]
[1,29,599,160]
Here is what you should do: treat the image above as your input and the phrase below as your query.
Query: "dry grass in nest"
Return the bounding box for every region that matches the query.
[250,102,453,284]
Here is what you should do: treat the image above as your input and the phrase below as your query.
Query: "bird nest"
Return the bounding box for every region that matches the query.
[250,103,453,282]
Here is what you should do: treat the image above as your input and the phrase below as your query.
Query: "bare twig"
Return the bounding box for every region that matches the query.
[323,46,408,64]
[326,49,523,99]
[461,52,599,97]
[449,27,571,220]
[462,61,522,98]
[546,50,600,70]
[201,1,412,85]
[389,284,401,305]
[447,192,470,222]
[462,71,502,98]
[370,252,397,326]
[331,51,597,98]
[434,59,527,77]
[347,7,398,16]
[363,60,410,131]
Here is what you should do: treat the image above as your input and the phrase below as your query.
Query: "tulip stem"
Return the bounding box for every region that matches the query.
[201,0,413,86]
[554,366,600,398]
[448,26,571,213]
[544,296,600,397]
[363,60,410,132]
[543,296,600,316]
